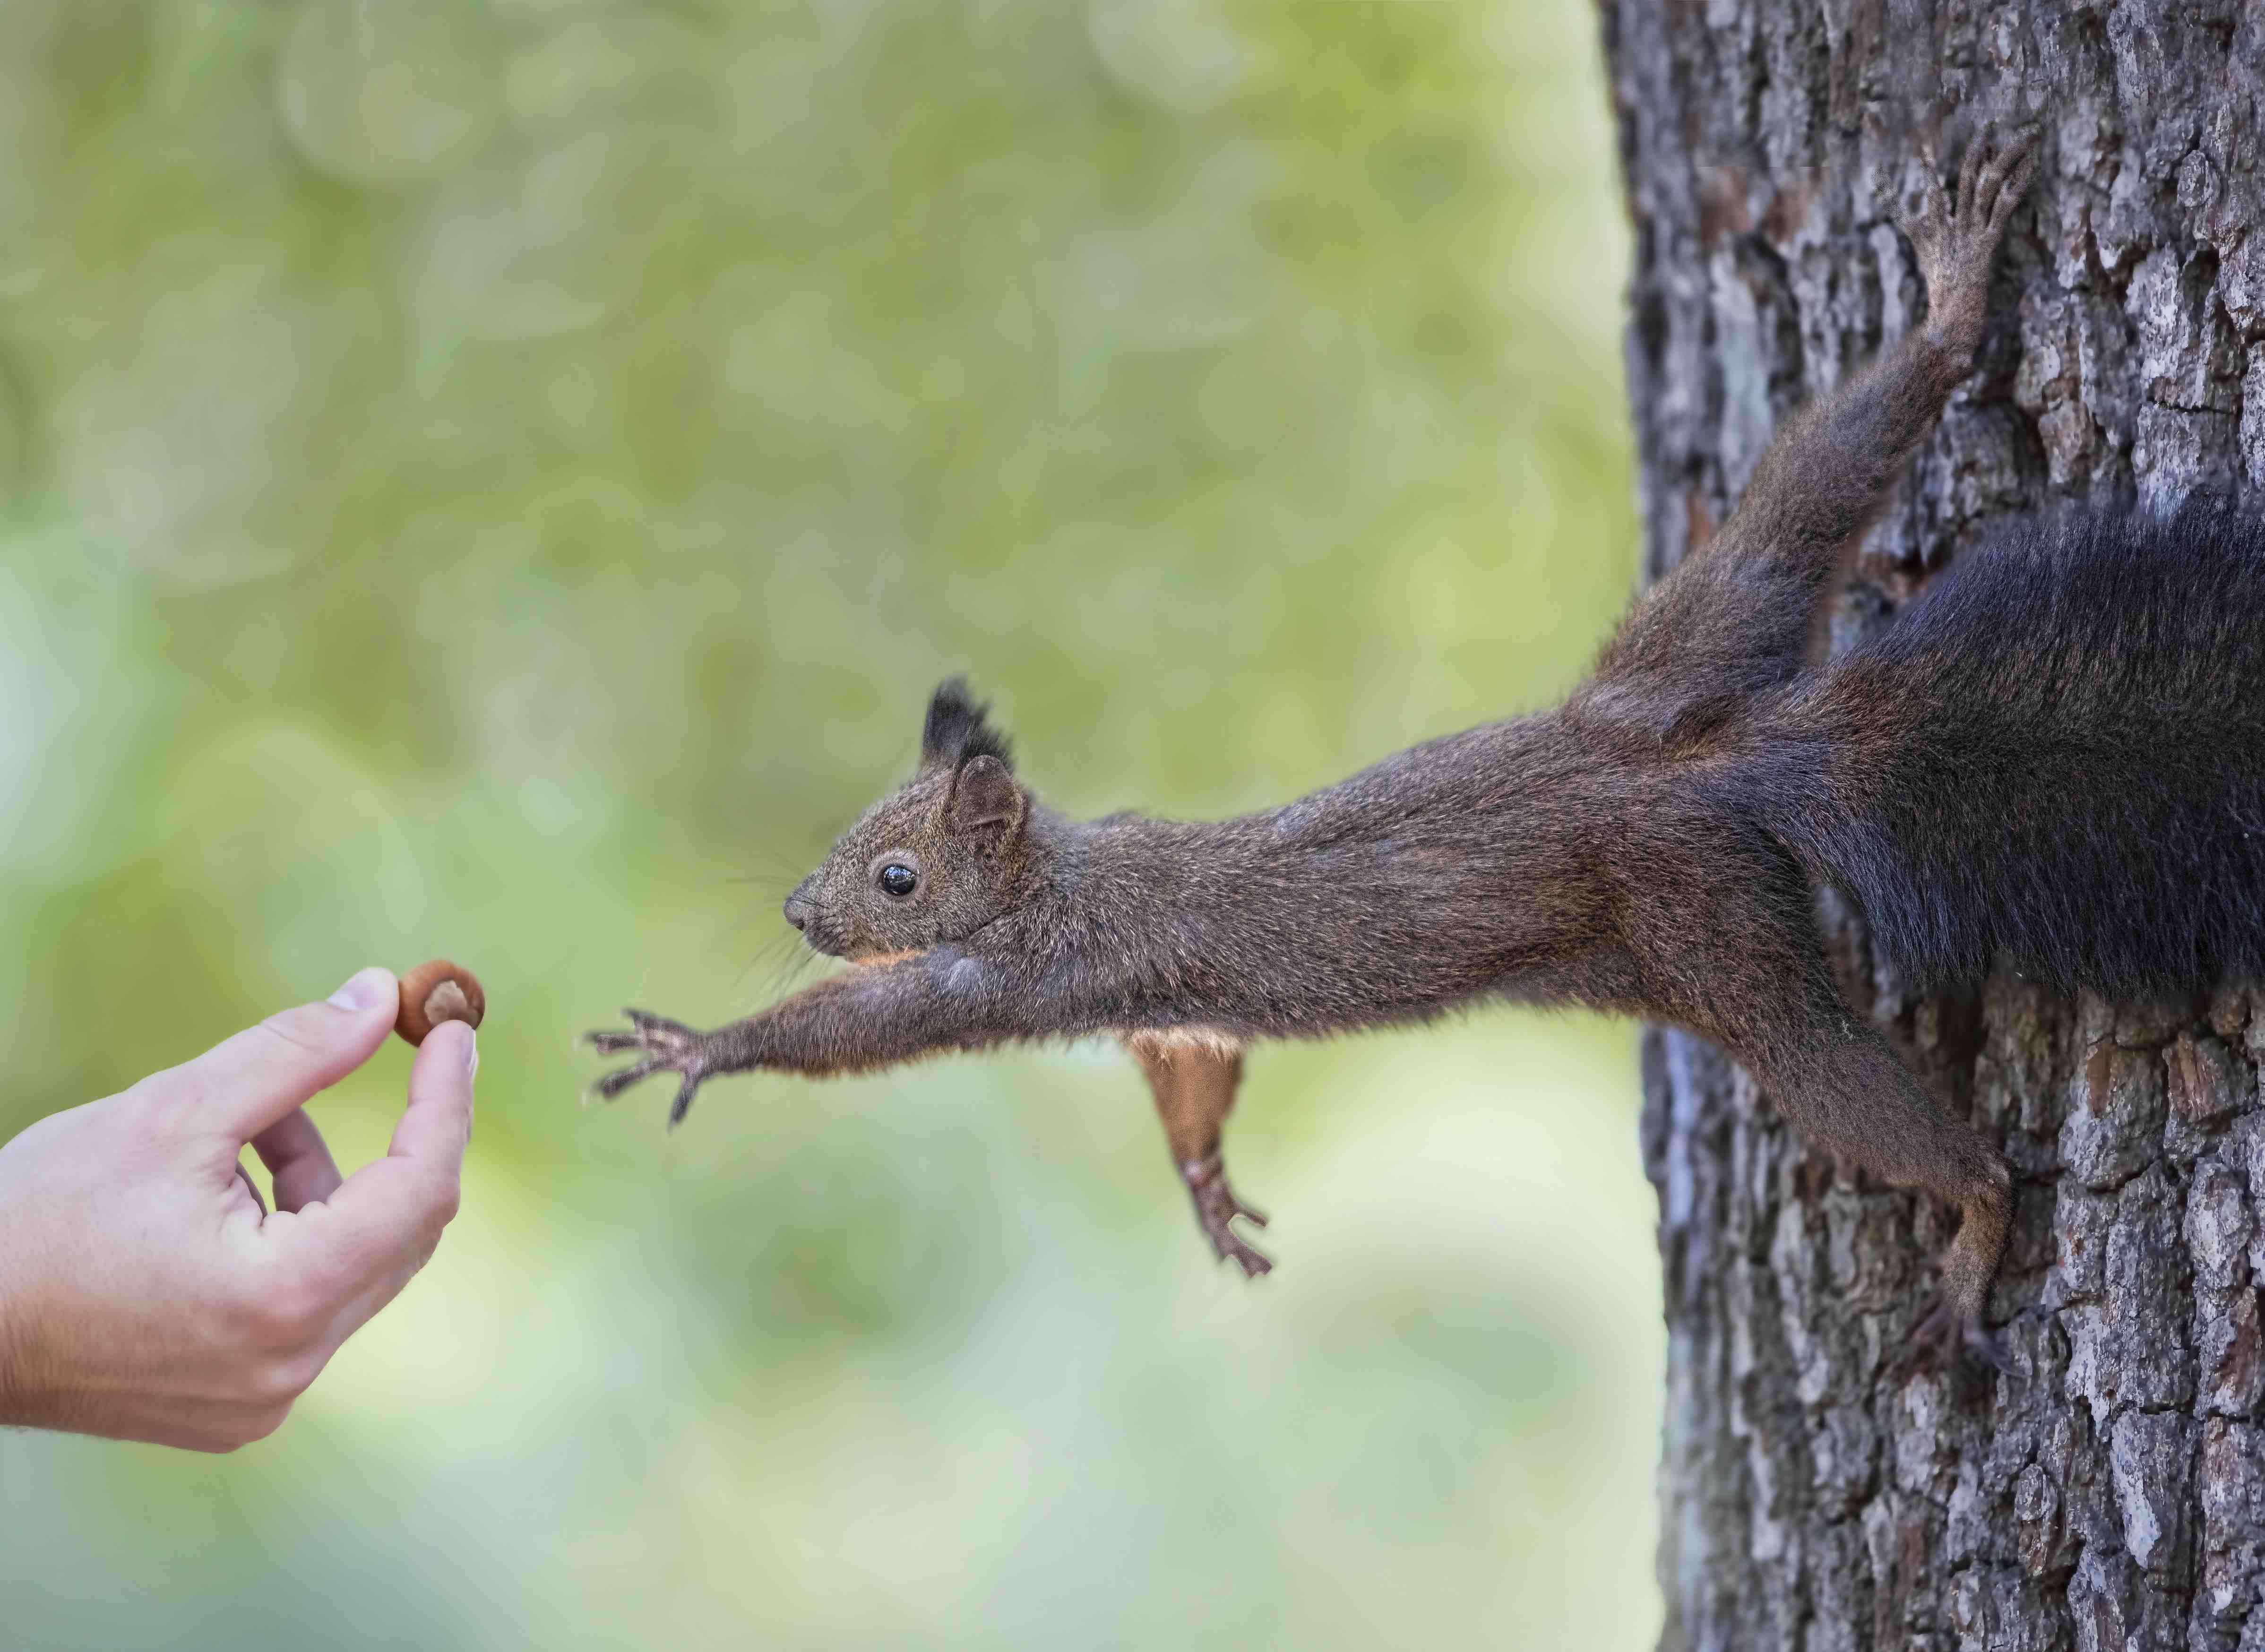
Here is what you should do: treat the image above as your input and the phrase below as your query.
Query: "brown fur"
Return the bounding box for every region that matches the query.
[590,132,2258,1378]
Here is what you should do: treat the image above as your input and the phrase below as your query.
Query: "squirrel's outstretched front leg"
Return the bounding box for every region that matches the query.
[1123,1032,1271,1278]
[586,951,1039,1124]
[1586,126,2037,731]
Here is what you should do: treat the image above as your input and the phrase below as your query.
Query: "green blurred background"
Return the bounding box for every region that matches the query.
[0,0,1654,1645]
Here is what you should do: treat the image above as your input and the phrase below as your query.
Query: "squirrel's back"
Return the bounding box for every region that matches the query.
[1752,506,2265,998]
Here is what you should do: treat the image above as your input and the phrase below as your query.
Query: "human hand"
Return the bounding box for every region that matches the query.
[0,967,475,1452]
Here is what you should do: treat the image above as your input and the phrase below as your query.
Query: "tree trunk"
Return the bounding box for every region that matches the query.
[1599,4,2265,1648]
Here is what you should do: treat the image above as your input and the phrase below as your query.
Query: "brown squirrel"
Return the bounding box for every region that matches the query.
[588,129,2265,1377]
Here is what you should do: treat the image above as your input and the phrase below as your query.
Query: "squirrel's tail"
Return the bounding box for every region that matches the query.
[1775,503,2265,998]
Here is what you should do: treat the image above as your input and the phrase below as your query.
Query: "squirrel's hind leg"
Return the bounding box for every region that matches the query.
[1124,1031,1272,1279]
[1760,1021,2015,1390]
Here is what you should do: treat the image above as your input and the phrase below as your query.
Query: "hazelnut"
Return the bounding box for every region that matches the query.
[395,960,487,1047]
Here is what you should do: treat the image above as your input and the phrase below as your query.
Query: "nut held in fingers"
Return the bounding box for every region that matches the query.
[395,960,487,1047]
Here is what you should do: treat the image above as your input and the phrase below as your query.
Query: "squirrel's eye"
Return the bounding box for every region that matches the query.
[878,862,918,899]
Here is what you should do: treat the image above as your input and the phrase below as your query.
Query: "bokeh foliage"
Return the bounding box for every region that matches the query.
[0,1,1651,1646]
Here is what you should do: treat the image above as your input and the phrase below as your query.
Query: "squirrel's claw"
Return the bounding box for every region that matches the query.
[583,1008,710,1122]
[586,1056,660,1102]
[1955,125,1990,220]
[1206,1219,1274,1280]
[1987,142,2040,235]
[666,1073,705,1129]
[1898,1294,2012,1397]
[1896,121,2036,365]
[586,1010,693,1055]
[1902,122,2036,264]
[1183,1153,1274,1280]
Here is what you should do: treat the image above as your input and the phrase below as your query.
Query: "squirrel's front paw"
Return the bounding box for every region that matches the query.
[1900,124,2038,356]
[1182,1153,1273,1280]
[585,1008,712,1127]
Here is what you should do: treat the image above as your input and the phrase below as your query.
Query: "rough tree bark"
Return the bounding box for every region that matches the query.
[1600,4,2265,1649]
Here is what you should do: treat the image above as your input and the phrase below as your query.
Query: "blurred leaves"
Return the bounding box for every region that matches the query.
[0,1,1650,1647]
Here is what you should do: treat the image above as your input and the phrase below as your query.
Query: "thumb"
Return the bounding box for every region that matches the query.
[168,967,399,1143]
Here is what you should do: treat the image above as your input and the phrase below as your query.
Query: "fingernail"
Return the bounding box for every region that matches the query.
[327,966,392,1014]
[463,1029,480,1081]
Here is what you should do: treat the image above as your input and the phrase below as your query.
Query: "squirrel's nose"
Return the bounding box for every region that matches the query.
[783,894,811,932]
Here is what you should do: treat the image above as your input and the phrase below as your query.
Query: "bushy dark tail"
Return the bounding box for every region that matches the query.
[1783,504,2265,998]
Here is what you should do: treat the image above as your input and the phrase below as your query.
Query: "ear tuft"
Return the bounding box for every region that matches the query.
[947,753,1026,836]
[921,677,1014,774]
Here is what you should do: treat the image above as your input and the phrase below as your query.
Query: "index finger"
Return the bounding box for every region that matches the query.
[163,968,399,1143]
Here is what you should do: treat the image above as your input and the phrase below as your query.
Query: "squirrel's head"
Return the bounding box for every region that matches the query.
[783,678,1034,962]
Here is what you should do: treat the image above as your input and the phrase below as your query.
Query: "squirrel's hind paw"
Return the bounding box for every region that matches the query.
[1183,1153,1274,1280]
[1898,1294,2013,1397]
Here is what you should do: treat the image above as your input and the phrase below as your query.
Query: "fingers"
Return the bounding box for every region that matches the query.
[250,1108,344,1213]
[389,1019,477,1169]
[585,1009,704,1106]
[582,1008,691,1056]
[1914,136,1947,222]
[210,1021,472,1400]
[1956,128,1988,216]
[667,1073,703,1128]
[588,1058,659,1101]
[169,967,399,1143]
[233,1162,269,1217]
[306,1019,475,1285]
[1988,141,2039,232]
[1971,129,2018,224]
[1947,124,2036,229]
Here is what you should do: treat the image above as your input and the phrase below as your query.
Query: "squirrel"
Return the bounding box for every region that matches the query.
[588,127,2265,1377]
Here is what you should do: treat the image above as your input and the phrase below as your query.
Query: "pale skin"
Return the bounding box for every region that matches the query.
[0,967,475,1453]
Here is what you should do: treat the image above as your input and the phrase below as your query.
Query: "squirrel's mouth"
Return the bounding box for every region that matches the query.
[809,927,916,968]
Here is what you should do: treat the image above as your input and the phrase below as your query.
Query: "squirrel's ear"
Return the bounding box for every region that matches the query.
[947,754,1026,838]
[920,676,1014,776]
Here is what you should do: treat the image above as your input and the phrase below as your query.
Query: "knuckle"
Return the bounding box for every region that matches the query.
[253,1009,328,1058]
[188,1403,290,1452]
[411,1175,463,1234]
[407,1217,451,1273]
[248,1351,321,1407]
[118,1071,195,1130]
[238,1402,295,1446]
[241,1301,310,1352]
[232,1272,329,1351]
